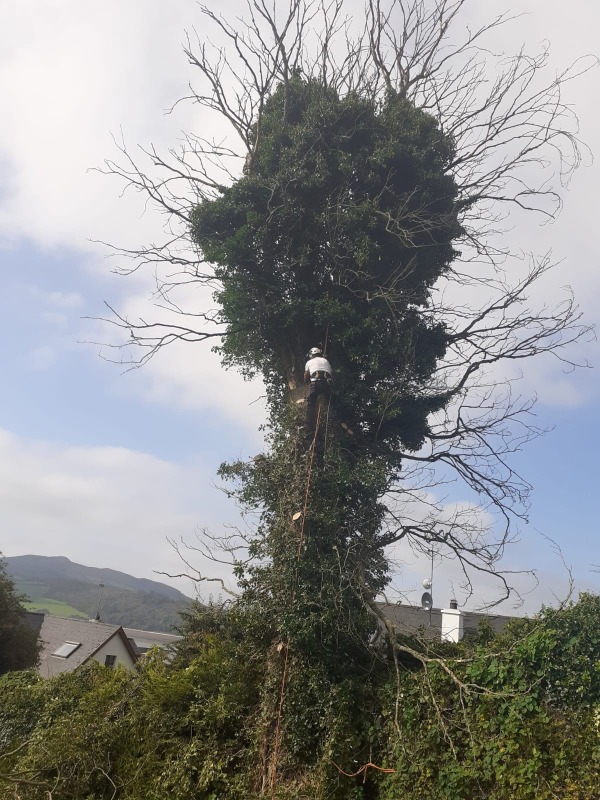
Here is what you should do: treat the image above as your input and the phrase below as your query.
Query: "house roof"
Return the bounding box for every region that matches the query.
[36,614,138,678]
[123,627,181,656]
[379,603,515,640]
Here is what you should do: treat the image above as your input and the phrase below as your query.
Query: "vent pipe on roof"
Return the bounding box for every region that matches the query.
[441,600,464,642]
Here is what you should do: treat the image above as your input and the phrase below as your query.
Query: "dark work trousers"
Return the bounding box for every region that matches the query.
[307,378,332,428]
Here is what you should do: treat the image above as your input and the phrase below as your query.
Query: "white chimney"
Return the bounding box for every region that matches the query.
[441,599,464,643]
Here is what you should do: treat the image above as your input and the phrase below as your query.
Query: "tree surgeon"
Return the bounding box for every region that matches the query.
[304,347,333,427]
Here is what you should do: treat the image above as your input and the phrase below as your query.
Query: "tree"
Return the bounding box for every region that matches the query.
[99,0,593,597]
[96,0,595,793]
[0,556,40,675]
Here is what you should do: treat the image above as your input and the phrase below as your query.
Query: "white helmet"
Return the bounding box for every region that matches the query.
[308,347,322,358]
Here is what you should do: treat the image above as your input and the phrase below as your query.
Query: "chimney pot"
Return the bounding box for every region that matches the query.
[441,602,464,643]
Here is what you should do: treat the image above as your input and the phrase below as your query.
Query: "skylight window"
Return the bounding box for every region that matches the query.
[51,641,82,658]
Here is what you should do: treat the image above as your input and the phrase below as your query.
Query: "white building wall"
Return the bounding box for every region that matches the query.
[90,633,136,670]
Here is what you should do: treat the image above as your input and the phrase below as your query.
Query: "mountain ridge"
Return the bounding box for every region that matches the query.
[4,554,193,633]
[5,554,190,601]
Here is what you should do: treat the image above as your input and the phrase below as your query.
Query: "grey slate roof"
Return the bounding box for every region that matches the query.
[123,627,181,656]
[379,603,515,640]
[37,614,137,678]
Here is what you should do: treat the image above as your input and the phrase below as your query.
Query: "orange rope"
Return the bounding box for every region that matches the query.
[270,334,331,797]
[296,399,322,559]
[271,337,392,794]
[270,402,324,798]
[330,760,396,779]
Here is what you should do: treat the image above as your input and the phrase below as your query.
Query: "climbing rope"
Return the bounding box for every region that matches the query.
[270,388,326,798]
[269,332,392,795]
[270,327,336,797]
[296,399,323,559]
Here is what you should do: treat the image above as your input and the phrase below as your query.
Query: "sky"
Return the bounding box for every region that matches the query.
[0,0,598,612]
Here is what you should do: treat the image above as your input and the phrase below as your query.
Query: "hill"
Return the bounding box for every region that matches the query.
[5,555,192,633]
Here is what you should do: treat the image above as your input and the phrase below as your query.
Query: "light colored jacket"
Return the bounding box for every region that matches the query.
[305,356,332,380]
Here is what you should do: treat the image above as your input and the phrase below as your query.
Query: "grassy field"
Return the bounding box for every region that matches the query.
[9,571,184,630]
[17,580,88,619]
[24,598,88,617]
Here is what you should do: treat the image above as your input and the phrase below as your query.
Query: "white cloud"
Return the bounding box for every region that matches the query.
[27,345,58,371]
[0,0,201,250]
[139,341,267,424]
[0,427,238,597]
[40,311,68,329]
[382,482,600,613]
[83,271,268,432]
[46,291,84,309]
[0,1,270,426]
[1,420,594,610]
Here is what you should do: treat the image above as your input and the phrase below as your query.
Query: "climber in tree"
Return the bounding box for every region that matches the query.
[304,347,333,427]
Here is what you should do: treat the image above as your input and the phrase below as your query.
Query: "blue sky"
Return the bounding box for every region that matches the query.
[0,0,599,611]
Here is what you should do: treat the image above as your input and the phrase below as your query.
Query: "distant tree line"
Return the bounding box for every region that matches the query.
[37,579,190,632]
[0,556,39,675]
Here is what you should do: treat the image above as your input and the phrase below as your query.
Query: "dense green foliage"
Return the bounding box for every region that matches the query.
[376,595,600,799]
[193,79,459,447]
[1,595,599,799]
[0,556,40,675]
